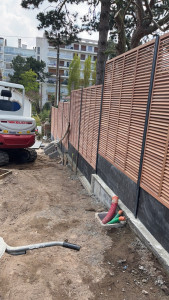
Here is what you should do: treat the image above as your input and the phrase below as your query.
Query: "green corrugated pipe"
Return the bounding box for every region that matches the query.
[107,216,125,224]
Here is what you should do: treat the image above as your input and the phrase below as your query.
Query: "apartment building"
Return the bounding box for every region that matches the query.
[36,35,98,105]
[0,37,35,82]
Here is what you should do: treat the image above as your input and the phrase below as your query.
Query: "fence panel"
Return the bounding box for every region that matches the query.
[51,106,58,140]
[140,34,169,208]
[56,102,64,140]
[79,85,102,169]
[62,102,70,150]
[69,89,82,151]
[99,40,155,182]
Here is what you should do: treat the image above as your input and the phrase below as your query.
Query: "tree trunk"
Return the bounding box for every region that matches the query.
[96,0,111,85]
[131,27,145,49]
[115,9,126,55]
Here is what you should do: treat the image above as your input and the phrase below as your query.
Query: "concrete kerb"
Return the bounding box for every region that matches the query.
[51,149,169,275]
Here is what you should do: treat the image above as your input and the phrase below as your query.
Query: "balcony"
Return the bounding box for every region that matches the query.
[47,78,56,84]
[47,86,55,93]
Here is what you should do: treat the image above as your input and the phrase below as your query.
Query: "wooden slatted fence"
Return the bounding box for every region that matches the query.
[51,32,169,209]
[98,40,155,183]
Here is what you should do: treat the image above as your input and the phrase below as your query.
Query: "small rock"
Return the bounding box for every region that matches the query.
[139,265,145,270]
[131,269,138,275]
[122,288,125,292]
[117,259,127,264]
[142,290,149,295]
[107,261,111,265]
[142,279,148,283]
[155,275,164,286]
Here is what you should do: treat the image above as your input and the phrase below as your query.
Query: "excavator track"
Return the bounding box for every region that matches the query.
[13,148,37,163]
[5,148,37,165]
[0,150,9,166]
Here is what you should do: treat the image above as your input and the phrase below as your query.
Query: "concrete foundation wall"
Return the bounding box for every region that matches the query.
[68,143,95,182]
[97,154,169,253]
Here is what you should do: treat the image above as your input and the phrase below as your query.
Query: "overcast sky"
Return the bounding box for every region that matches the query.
[0,0,99,49]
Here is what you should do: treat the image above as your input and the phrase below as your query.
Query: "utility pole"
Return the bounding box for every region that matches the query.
[40,82,43,112]
[54,34,60,107]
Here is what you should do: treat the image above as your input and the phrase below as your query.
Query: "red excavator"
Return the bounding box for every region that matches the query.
[0,81,37,166]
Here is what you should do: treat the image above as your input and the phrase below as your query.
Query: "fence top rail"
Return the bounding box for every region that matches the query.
[71,85,102,94]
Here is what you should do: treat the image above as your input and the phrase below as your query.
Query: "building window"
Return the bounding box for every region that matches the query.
[60,61,64,66]
[81,54,85,60]
[67,62,70,67]
[88,46,93,52]
[65,70,69,76]
[60,45,65,48]
[74,44,79,50]
[37,56,40,61]
[93,56,97,61]
[48,68,56,74]
[94,47,98,53]
[59,69,64,75]
[5,63,12,69]
[37,47,40,54]
[81,45,86,51]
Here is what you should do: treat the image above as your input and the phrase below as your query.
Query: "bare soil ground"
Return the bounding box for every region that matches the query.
[0,150,168,300]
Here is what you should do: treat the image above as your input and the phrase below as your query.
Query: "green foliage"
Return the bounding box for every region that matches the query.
[83,56,91,88]
[28,90,42,114]
[43,101,51,111]
[9,56,26,83]
[68,54,81,94]
[32,114,41,126]
[9,55,47,83]
[92,60,97,85]
[39,109,50,122]
[20,69,39,93]
[25,56,46,81]
[105,40,117,60]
